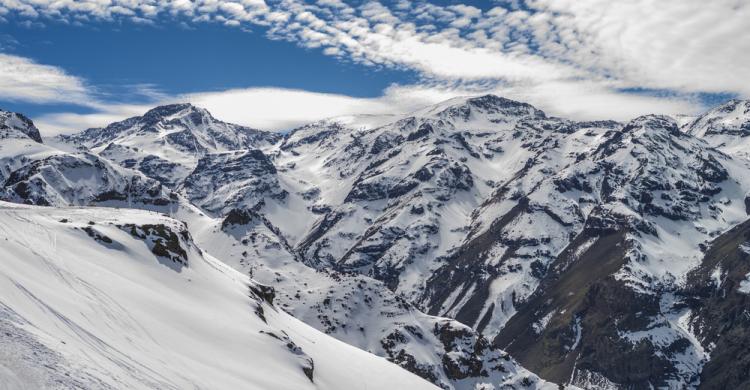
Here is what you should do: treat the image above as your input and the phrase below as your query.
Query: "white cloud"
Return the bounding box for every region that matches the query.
[33,86,448,136]
[524,0,750,95]
[0,53,92,104]
[34,104,148,135]
[4,0,747,98]
[183,87,403,130]
[2,0,748,134]
[32,82,707,137]
[498,81,704,122]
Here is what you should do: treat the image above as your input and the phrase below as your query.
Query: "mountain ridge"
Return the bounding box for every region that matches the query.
[3,95,750,389]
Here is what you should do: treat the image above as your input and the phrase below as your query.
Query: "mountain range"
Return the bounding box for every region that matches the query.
[2,95,750,389]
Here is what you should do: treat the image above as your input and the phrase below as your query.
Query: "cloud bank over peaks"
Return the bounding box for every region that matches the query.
[0,0,747,134]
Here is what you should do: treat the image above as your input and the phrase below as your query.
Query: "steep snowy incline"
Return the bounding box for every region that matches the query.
[179,207,566,390]
[0,202,438,390]
[57,103,280,187]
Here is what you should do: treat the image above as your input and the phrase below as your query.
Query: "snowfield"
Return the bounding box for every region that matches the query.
[0,202,437,390]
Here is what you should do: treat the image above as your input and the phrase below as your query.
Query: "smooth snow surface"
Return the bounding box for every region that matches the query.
[0,202,437,390]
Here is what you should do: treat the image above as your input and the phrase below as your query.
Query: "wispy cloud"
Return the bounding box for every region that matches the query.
[33,85,450,135]
[1,0,747,134]
[32,82,705,137]
[2,0,747,96]
[0,53,92,104]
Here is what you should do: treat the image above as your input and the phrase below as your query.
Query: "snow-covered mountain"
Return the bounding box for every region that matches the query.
[181,207,558,390]
[57,103,279,187]
[0,111,173,208]
[1,109,42,143]
[262,97,750,388]
[683,99,750,161]
[4,96,750,389]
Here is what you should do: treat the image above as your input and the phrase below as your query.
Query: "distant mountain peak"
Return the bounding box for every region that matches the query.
[624,114,680,134]
[142,102,203,118]
[0,109,43,143]
[419,94,546,122]
[684,98,750,140]
[715,98,750,110]
[465,94,530,108]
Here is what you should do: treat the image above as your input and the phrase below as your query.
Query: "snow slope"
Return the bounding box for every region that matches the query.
[0,202,438,390]
[179,207,563,390]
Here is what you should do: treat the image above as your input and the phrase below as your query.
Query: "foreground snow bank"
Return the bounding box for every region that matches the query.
[0,202,437,390]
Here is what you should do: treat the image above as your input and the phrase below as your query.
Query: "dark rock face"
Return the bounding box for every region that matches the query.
[249,283,276,305]
[221,208,259,229]
[682,219,750,390]
[494,216,689,389]
[407,123,434,141]
[118,223,190,267]
[100,143,187,187]
[180,149,286,213]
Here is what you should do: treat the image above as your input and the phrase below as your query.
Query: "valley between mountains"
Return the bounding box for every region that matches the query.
[2,95,750,389]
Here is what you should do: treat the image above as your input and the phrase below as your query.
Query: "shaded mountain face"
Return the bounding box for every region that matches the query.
[180,149,286,214]
[4,96,750,389]
[681,218,750,390]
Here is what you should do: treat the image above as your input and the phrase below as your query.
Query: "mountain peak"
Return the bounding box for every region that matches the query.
[465,94,530,109]
[715,98,750,110]
[0,109,43,143]
[625,114,679,133]
[142,103,207,121]
[684,98,750,139]
[420,94,546,122]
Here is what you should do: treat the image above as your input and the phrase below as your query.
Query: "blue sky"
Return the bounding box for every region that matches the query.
[0,0,748,134]
[0,18,418,116]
